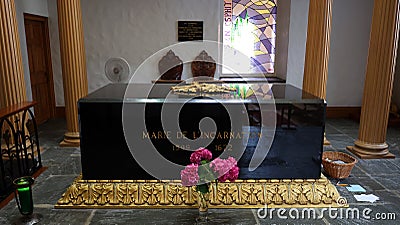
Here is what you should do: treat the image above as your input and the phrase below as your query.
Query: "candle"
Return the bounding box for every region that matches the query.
[16,179,33,215]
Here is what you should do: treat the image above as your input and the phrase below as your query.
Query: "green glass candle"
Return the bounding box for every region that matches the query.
[14,177,34,215]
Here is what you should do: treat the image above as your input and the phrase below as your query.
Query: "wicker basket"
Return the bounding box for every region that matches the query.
[322,151,357,179]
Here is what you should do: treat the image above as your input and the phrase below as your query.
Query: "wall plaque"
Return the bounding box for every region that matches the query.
[178,21,203,42]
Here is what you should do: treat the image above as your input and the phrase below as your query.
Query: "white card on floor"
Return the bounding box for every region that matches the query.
[354,194,379,203]
[346,184,366,193]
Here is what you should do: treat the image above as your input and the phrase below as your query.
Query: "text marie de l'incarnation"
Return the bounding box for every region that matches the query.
[142,130,263,140]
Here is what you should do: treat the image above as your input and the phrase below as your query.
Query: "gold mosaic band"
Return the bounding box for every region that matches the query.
[55,174,346,209]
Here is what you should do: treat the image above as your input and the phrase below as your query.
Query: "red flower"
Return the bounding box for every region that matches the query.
[190,148,212,164]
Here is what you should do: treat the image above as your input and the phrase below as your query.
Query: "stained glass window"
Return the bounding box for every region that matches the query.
[223,0,277,74]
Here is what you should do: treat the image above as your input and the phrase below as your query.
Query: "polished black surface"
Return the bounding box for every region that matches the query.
[79,83,326,180]
[80,83,324,104]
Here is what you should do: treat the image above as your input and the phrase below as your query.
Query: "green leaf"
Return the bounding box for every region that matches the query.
[196,184,209,194]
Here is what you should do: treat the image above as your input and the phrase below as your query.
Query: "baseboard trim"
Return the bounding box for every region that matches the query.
[55,106,65,118]
[326,107,361,120]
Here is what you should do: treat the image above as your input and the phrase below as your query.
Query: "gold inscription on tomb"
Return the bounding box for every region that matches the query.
[142,131,172,139]
[142,131,262,140]
[172,145,190,151]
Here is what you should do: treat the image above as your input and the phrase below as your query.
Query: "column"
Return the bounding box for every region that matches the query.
[0,0,27,109]
[302,0,332,145]
[347,0,399,159]
[57,0,88,147]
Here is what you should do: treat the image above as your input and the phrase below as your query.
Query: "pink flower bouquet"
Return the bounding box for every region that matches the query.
[180,147,239,193]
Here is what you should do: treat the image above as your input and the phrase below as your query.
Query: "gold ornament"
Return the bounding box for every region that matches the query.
[56,175,346,209]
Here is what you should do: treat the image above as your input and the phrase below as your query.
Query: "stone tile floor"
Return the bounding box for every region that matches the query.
[0,118,399,224]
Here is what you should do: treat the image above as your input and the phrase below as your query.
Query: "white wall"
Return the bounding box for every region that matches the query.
[284,0,374,106]
[47,0,63,106]
[326,0,373,106]
[82,0,221,86]
[48,0,221,105]
[46,0,375,107]
[285,0,309,88]
[14,0,49,102]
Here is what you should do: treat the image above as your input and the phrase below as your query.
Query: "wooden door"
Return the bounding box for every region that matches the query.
[24,14,55,124]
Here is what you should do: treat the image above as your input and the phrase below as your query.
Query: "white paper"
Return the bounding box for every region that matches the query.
[354,194,379,203]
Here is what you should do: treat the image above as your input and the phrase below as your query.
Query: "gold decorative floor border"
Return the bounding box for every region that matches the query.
[55,175,347,209]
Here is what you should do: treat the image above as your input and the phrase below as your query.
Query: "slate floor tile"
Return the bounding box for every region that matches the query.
[10,209,92,225]
[338,176,385,192]
[372,175,400,191]
[91,209,256,225]
[325,134,355,150]
[32,175,78,205]
[356,159,400,176]
[325,123,342,135]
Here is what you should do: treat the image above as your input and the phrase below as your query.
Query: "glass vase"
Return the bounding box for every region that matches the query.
[196,191,210,223]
